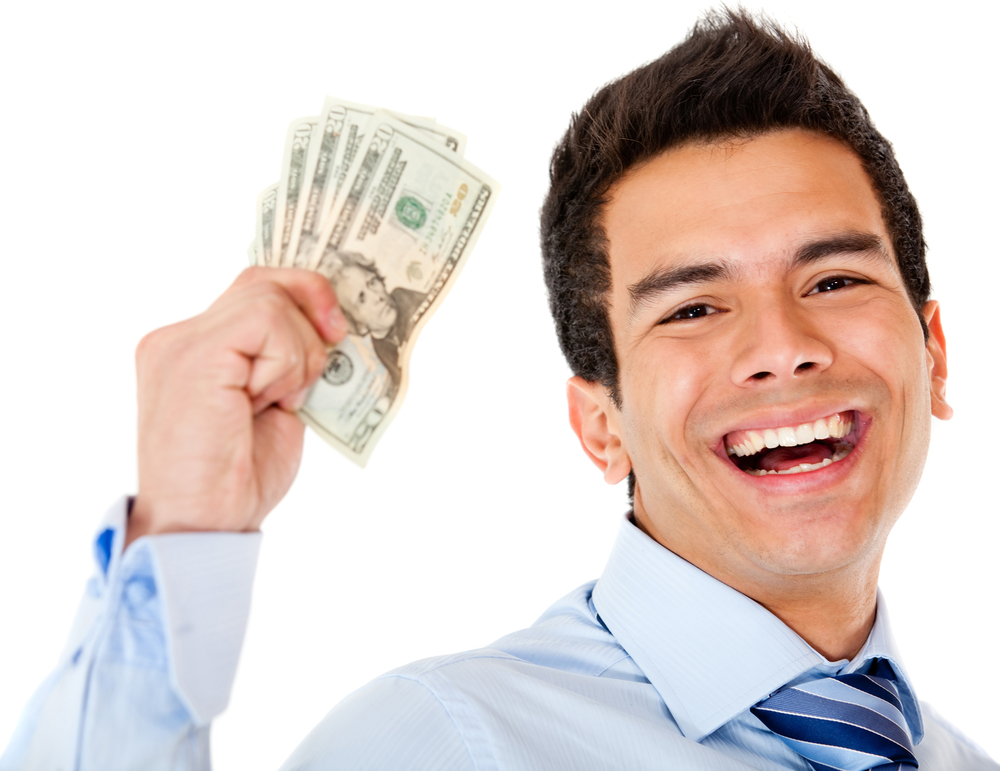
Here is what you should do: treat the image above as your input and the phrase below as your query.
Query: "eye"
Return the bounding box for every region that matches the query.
[807,275,867,295]
[660,303,721,324]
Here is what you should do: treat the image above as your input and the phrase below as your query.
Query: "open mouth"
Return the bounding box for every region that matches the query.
[724,410,860,476]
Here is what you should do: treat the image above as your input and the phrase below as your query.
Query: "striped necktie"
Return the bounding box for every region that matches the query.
[750,659,918,771]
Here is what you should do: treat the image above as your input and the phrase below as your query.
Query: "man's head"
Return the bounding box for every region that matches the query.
[544,10,951,593]
[325,260,398,339]
[542,9,929,408]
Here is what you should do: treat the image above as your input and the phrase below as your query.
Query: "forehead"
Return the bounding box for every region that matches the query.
[339,264,375,287]
[602,129,889,291]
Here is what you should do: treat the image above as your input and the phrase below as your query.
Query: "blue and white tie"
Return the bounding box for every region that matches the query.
[750,659,918,771]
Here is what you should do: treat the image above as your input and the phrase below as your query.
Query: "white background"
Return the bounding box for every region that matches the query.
[1,0,997,766]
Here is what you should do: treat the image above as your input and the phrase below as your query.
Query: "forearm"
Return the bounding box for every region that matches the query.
[4,269,342,769]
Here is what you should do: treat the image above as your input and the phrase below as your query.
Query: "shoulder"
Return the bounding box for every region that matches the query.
[278,674,475,771]
[279,581,651,771]
[390,286,427,314]
[378,580,637,690]
[391,286,426,302]
[915,701,1000,769]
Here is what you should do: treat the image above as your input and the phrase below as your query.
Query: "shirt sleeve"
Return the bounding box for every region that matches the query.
[278,675,477,771]
[0,497,261,771]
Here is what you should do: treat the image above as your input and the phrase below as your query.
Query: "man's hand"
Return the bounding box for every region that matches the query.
[127,268,348,546]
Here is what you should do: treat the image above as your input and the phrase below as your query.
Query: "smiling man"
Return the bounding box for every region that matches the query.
[567,129,950,666]
[2,9,996,771]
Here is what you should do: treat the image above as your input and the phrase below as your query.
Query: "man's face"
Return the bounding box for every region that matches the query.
[335,264,398,338]
[587,129,950,591]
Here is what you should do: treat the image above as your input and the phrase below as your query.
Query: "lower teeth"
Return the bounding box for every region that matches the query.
[744,445,852,476]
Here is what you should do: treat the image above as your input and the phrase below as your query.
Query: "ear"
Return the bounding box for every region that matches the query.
[922,300,953,421]
[566,376,632,484]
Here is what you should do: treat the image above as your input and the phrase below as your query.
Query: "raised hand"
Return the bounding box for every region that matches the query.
[127,267,347,545]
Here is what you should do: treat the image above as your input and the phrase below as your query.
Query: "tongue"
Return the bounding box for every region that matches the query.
[758,442,834,472]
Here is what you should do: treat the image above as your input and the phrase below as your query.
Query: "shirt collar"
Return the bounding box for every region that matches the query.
[592,514,922,743]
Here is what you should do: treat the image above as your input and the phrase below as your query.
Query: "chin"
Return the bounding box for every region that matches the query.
[744,510,885,577]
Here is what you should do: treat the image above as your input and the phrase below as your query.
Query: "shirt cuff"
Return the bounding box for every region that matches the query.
[139,529,262,724]
[95,497,263,725]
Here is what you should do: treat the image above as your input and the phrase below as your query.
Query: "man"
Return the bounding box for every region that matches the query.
[2,10,995,770]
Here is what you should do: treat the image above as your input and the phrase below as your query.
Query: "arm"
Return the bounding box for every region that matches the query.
[1,268,348,770]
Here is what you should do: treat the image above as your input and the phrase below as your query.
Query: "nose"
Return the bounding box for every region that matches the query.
[730,301,834,386]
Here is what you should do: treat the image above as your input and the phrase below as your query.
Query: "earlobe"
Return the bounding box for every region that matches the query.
[566,377,632,484]
[922,301,953,421]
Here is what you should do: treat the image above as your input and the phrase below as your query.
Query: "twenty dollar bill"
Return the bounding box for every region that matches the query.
[300,113,497,465]
[251,101,498,466]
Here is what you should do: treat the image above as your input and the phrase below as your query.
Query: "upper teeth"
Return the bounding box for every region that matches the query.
[726,412,854,457]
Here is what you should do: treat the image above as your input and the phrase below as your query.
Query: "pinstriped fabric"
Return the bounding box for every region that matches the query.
[592,511,823,741]
[751,659,918,771]
[9,509,999,770]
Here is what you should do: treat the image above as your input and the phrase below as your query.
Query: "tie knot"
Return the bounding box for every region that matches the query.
[751,662,918,771]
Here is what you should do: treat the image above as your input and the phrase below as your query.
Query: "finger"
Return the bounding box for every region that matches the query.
[249,406,307,527]
[244,303,329,412]
[250,353,323,416]
[197,279,328,395]
[229,266,349,344]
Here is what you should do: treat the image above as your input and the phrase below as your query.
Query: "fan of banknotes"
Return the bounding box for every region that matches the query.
[249,97,499,466]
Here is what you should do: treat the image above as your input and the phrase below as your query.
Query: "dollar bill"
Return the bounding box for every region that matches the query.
[412,122,467,156]
[255,183,279,267]
[286,97,466,269]
[299,113,498,465]
[273,116,320,267]
[287,100,376,269]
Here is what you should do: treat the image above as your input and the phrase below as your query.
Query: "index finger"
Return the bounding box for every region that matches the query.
[229,266,348,344]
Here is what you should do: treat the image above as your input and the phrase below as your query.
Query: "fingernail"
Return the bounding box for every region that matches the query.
[329,306,348,335]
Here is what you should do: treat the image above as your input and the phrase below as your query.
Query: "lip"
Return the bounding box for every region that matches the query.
[713,403,864,454]
[711,407,873,491]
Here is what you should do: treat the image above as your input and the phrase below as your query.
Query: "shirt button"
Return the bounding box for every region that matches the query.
[123,575,157,610]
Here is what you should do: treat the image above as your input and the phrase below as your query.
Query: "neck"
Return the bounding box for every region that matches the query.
[632,509,882,662]
[748,570,879,661]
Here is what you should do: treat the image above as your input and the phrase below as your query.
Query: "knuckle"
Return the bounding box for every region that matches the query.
[135,327,168,365]
[295,268,336,301]
[317,277,337,303]
[304,269,332,292]
[136,319,198,373]
[255,289,290,325]
[307,346,328,380]
[234,265,267,286]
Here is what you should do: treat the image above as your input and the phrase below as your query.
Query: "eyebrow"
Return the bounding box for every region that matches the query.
[626,231,891,321]
[627,261,742,320]
[793,232,890,267]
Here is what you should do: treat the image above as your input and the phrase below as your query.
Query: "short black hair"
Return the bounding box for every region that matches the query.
[540,8,928,499]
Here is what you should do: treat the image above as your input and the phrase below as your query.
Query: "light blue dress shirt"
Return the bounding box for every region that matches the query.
[2,497,996,770]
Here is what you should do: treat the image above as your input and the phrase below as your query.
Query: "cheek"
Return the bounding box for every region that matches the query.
[622,340,718,463]
[839,301,932,489]
[343,299,359,315]
[842,301,929,399]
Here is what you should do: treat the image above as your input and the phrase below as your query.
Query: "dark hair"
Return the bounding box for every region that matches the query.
[540,8,928,499]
